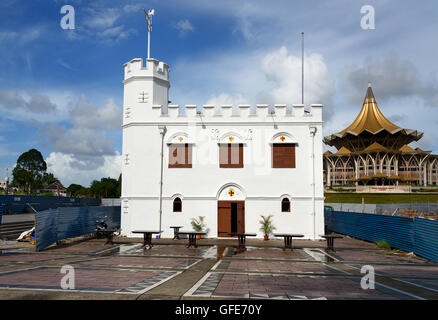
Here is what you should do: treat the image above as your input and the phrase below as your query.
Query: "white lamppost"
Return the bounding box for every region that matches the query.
[309,126,317,239]
[158,125,167,237]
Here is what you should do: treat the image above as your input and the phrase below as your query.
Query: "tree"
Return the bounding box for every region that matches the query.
[12,149,47,194]
[90,177,119,198]
[41,172,60,187]
[67,184,84,197]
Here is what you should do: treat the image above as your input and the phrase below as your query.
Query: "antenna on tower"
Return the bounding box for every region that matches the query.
[143,8,155,59]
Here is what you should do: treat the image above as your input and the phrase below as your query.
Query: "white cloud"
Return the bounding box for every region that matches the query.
[70,96,121,130]
[0,89,59,121]
[260,46,334,107]
[38,94,122,185]
[123,3,143,13]
[56,59,74,70]
[205,93,248,106]
[173,19,194,36]
[72,7,137,44]
[46,151,122,187]
[172,46,334,119]
[97,25,137,44]
[20,28,42,43]
[0,27,42,44]
[83,8,120,29]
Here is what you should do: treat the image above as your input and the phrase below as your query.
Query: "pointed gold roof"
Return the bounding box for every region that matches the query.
[323,84,423,149]
[363,142,388,152]
[399,144,416,153]
[339,85,400,135]
[334,146,351,155]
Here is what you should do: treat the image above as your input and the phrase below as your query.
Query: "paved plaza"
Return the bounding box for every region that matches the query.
[0,236,437,300]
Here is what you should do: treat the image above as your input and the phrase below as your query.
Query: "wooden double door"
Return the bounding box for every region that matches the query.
[217,201,245,237]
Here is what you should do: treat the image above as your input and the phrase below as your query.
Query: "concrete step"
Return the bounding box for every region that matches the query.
[0,223,34,230]
[0,221,35,240]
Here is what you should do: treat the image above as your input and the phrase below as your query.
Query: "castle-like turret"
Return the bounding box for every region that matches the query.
[123,58,170,124]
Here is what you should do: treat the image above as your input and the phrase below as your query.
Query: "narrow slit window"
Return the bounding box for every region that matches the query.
[281,198,291,212]
[173,197,182,212]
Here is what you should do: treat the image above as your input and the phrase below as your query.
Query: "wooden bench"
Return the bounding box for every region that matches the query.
[321,234,343,252]
[273,233,304,251]
[169,226,183,240]
[228,233,257,252]
[132,230,162,250]
[177,231,206,248]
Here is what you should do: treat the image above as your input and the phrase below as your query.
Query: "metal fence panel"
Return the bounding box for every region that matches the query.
[101,198,121,206]
[35,206,121,252]
[326,202,438,215]
[325,211,414,252]
[414,217,438,263]
[0,195,101,214]
[35,209,58,251]
[0,205,3,235]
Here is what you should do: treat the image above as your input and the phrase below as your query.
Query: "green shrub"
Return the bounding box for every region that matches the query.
[191,216,206,232]
[376,240,391,249]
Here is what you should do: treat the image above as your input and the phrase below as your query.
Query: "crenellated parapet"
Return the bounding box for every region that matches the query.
[141,103,323,122]
[123,58,170,82]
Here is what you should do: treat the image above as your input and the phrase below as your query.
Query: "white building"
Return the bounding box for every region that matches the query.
[0,177,7,190]
[121,57,325,239]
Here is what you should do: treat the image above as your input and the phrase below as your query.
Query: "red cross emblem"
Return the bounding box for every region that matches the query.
[228,189,234,197]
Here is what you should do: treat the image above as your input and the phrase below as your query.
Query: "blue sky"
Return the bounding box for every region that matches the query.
[1,0,438,186]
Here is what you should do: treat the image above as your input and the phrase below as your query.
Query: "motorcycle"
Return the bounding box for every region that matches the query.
[95,216,108,238]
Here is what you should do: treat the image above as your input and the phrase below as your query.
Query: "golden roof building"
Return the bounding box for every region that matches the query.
[323,84,438,192]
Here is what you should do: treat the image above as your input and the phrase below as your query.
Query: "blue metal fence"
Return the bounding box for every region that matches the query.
[35,206,121,251]
[325,210,438,262]
[0,205,3,235]
[0,195,101,214]
[414,217,438,263]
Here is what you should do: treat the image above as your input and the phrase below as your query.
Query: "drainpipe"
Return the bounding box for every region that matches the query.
[158,125,167,238]
[309,126,317,240]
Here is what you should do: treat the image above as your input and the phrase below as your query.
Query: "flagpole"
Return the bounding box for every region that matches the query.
[301,32,304,105]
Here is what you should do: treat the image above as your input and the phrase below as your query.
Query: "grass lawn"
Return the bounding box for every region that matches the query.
[325,192,438,204]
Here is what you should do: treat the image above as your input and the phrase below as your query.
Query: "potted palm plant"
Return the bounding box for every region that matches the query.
[191,216,206,239]
[259,214,276,240]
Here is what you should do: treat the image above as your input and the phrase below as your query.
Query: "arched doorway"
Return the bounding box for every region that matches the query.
[217,184,245,237]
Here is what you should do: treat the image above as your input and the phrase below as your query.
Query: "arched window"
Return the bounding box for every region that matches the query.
[173,197,182,212]
[281,198,291,212]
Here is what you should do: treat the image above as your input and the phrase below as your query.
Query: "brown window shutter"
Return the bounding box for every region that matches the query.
[219,144,228,167]
[169,144,192,168]
[272,144,296,168]
[220,144,243,168]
